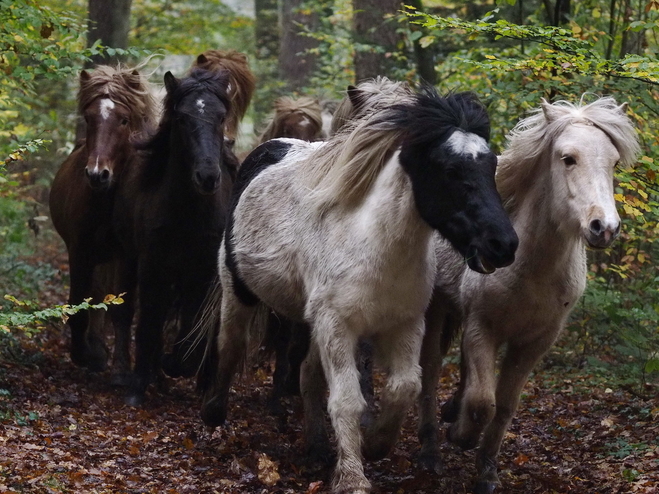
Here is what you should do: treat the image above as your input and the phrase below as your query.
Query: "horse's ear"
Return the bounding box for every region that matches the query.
[164,71,179,94]
[197,54,208,65]
[80,70,91,82]
[618,102,629,114]
[540,98,559,122]
[347,85,366,112]
[126,69,142,89]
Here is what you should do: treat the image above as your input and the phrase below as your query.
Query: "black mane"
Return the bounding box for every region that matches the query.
[388,87,491,146]
[139,68,232,186]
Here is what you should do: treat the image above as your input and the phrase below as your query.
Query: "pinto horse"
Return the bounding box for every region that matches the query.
[49,65,156,374]
[417,96,640,493]
[112,68,239,406]
[199,85,518,494]
[258,96,324,143]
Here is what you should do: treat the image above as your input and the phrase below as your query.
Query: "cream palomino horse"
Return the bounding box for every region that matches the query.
[200,84,519,494]
[417,95,640,494]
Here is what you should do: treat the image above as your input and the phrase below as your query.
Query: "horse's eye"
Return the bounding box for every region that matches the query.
[120,118,129,126]
[562,155,577,166]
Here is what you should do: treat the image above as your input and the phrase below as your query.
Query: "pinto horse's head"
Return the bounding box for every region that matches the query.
[396,89,518,273]
[163,68,232,195]
[78,67,155,191]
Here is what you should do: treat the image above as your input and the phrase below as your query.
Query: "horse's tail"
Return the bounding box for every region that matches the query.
[194,277,223,394]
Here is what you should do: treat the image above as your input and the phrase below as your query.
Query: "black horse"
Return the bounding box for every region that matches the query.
[113,67,238,406]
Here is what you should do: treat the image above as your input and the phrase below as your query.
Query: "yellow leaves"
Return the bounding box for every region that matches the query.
[418,36,435,48]
[103,293,125,305]
[257,453,280,487]
[484,54,497,60]
[14,35,24,43]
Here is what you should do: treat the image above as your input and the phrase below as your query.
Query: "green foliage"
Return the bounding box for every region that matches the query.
[403,4,659,389]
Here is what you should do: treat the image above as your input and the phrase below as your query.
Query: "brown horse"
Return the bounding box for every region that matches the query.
[113,67,241,406]
[258,96,324,143]
[192,49,256,141]
[49,65,156,374]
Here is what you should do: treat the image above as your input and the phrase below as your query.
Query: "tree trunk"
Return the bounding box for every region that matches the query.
[253,0,280,123]
[87,0,132,66]
[279,0,322,91]
[407,0,436,85]
[353,0,403,82]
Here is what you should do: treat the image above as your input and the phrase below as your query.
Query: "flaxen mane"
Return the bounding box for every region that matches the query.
[193,49,256,139]
[78,64,157,138]
[330,77,414,134]
[305,87,490,212]
[258,96,323,143]
[497,95,641,213]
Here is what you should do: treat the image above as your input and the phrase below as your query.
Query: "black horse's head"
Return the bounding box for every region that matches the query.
[163,68,232,194]
[396,89,518,273]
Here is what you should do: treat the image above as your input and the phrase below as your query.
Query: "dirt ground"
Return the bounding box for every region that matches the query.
[1,243,658,493]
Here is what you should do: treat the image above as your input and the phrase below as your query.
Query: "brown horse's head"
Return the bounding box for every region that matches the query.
[258,96,324,143]
[192,50,256,140]
[78,65,156,190]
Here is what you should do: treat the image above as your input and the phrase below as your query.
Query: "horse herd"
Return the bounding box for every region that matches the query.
[48,49,641,494]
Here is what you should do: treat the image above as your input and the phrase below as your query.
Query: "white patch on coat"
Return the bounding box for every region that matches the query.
[196,98,206,114]
[99,98,115,120]
[446,130,488,158]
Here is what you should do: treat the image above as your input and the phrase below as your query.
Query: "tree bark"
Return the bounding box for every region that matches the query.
[407,0,436,84]
[353,0,403,82]
[279,0,323,91]
[253,0,280,122]
[87,0,132,66]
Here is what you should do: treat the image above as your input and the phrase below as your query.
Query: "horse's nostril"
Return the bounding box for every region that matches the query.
[100,169,111,182]
[589,219,603,235]
[487,238,502,253]
[85,168,92,178]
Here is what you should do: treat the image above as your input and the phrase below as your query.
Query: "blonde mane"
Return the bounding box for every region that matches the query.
[497,95,641,213]
[303,78,415,211]
[330,77,414,134]
[258,96,323,143]
[78,63,157,138]
[192,49,256,139]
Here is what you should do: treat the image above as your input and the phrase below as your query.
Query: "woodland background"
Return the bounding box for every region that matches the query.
[1,0,658,492]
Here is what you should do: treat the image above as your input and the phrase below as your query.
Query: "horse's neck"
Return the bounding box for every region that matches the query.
[349,152,433,254]
[510,170,584,278]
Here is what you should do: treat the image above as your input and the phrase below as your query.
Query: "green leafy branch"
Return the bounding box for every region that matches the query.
[1,293,125,337]
[404,7,659,86]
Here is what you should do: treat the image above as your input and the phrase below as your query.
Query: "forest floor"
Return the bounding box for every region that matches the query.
[1,237,659,494]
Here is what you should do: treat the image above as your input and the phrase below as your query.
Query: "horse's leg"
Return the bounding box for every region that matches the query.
[125,262,170,406]
[162,279,209,379]
[108,258,136,386]
[417,296,453,473]
[473,334,555,494]
[300,339,332,464]
[285,321,311,395]
[446,320,498,451]
[67,250,107,371]
[362,319,423,461]
[314,314,370,494]
[269,312,291,416]
[200,283,255,427]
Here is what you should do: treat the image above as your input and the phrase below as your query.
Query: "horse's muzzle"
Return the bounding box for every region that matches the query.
[584,219,620,249]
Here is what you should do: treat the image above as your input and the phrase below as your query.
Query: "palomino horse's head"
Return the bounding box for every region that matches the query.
[498,96,640,250]
[259,96,323,143]
[78,66,155,190]
[163,68,232,195]
[397,90,519,273]
[541,98,637,249]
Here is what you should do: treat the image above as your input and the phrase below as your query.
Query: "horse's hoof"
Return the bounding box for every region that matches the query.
[200,397,227,428]
[446,424,478,450]
[473,479,500,494]
[125,392,145,407]
[441,396,459,423]
[417,450,443,474]
[110,372,132,387]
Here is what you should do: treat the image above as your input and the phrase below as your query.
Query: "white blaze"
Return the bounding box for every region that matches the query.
[447,130,489,158]
[99,98,115,120]
[196,98,206,114]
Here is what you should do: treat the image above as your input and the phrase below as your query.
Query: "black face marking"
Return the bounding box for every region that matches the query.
[224,140,294,306]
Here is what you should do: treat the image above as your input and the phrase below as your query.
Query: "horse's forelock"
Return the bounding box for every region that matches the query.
[164,68,232,115]
[78,64,157,134]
